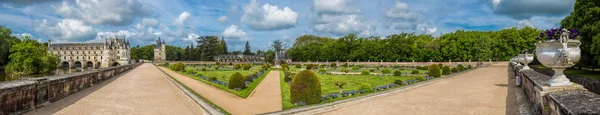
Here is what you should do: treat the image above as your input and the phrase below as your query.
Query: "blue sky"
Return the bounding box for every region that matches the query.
[0,0,575,51]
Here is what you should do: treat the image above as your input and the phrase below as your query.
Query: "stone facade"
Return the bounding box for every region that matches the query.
[215,54,264,63]
[47,37,131,68]
[154,37,166,62]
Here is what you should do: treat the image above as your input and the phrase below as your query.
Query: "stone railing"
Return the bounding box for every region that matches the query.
[290,61,496,67]
[509,62,600,115]
[528,66,600,95]
[0,63,143,115]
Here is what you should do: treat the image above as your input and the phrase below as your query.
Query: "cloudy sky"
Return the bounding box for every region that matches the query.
[0,0,575,51]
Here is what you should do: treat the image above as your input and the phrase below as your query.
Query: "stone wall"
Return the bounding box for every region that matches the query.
[510,63,600,115]
[0,63,142,115]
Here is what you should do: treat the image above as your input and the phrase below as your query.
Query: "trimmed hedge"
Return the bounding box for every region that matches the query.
[442,66,451,75]
[393,70,402,76]
[416,76,426,81]
[295,64,301,68]
[234,64,242,70]
[467,65,473,69]
[228,72,245,89]
[359,84,373,93]
[382,68,392,74]
[394,79,404,85]
[361,70,370,75]
[291,70,322,105]
[171,62,186,71]
[428,64,441,77]
[195,72,203,77]
[318,68,327,73]
[457,64,465,71]
[330,63,337,68]
[411,70,419,74]
[451,67,458,73]
[243,64,252,70]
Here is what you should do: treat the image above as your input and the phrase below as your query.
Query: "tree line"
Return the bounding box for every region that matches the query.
[287,27,540,63]
[0,26,60,76]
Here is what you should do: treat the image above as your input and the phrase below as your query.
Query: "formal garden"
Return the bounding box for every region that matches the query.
[280,63,475,109]
[164,62,271,98]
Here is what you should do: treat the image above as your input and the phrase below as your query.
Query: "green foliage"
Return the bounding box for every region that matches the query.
[411,70,419,74]
[5,37,59,75]
[416,76,426,81]
[442,66,451,75]
[228,72,245,89]
[394,80,404,85]
[201,68,207,71]
[342,63,348,68]
[341,68,349,73]
[234,64,242,69]
[330,63,337,68]
[171,62,186,71]
[561,0,600,67]
[334,81,347,94]
[186,69,195,75]
[352,66,359,70]
[393,70,402,76]
[164,62,169,66]
[467,65,473,69]
[451,67,458,73]
[290,70,322,105]
[318,68,327,73]
[0,26,20,65]
[416,66,428,70]
[457,64,465,71]
[295,64,301,68]
[281,64,290,71]
[209,76,217,81]
[382,68,392,74]
[242,64,252,70]
[369,69,375,72]
[359,84,373,93]
[438,64,444,69]
[284,71,295,82]
[195,72,203,77]
[361,70,370,75]
[428,64,441,78]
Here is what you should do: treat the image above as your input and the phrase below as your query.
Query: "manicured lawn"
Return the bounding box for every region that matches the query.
[280,71,423,110]
[565,69,600,80]
[173,66,270,98]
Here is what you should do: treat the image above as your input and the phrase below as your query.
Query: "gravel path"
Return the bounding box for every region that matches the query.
[158,67,282,115]
[25,63,205,115]
[320,63,518,115]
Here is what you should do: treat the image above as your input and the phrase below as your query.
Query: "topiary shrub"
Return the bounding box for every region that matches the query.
[201,68,207,71]
[451,67,458,73]
[393,70,402,76]
[361,70,370,75]
[428,64,441,77]
[228,72,245,89]
[171,62,186,71]
[318,68,327,73]
[442,66,451,75]
[438,64,444,69]
[342,63,348,68]
[290,70,322,105]
[330,63,337,68]
[382,68,391,74]
[186,69,194,75]
[416,76,426,81]
[209,76,217,81]
[195,72,203,77]
[352,66,359,70]
[243,64,252,70]
[295,64,301,68]
[467,65,473,69]
[369,69,375,72]
[341,68,349,73]
[215,62,220,66]
[164,62,169,66]
[457,64,465,71]
[411,70,419,74]
[245,75,254,82]
[394,79,404,85]
[234,64,242,70]
[359,84,373,93]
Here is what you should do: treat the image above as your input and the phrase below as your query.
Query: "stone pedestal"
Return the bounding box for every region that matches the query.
[535,84,586,114]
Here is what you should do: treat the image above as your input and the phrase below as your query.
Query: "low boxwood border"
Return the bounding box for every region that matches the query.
[172,67,271,98]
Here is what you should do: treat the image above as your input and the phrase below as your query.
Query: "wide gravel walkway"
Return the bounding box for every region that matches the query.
[158,67,282,115]
[25,63,205,115]
[320,63,519,115]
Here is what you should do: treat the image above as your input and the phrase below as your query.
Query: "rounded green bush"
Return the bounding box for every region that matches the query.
[243,64,252,70]
[352,66,359,70]
[467,65,473,69]
[209,76,217,81]
[186,69,194,75]
[451,67,458,73]
[290,70,322,105]
[228,72,245,89]
[442,66,451,75]
[382,68,391,74]
[416,76,426,81]
[171,62,186,71]
[457,64,465,71]
[234,64,242,69]
[428,64,441,77]
[201,68,207,71]
[330,63,337,68]
[295,64,301,68]
[195,72,203,77]
[394,79,404,85]
[361,70,370,75]
[359,84,373,93]
[318,68,327,73]
[245,74,254,82]
[393,70,402,76]
[163,62,169,66]
[438,64,444,69]
[341,68,349,73]
[411,70,419,74]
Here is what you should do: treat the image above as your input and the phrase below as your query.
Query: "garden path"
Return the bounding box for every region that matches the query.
[25,63,205,115]
[319,63,519,115]
[158,66,282,115]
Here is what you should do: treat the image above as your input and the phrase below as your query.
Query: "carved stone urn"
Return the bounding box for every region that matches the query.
[510,56,521,66]
[535,29,581,86]
[518,53,534,70]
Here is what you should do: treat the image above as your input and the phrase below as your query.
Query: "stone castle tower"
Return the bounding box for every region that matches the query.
[154,37,166,62]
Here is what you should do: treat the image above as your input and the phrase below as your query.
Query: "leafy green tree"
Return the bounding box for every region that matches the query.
[561,0,600,68]
[5,37,59,75]
[442,66,451,75]
[264,50,275,63]
[290,70,321,104]
[228,72,245,89]
[428,64,441,78]
[243,41,253,55]
[0,26,20,65]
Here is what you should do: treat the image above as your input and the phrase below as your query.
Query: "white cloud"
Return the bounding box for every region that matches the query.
[56,0,152,26]
[492,0,574,20]
[11,33,43,42]
[313,0,360,14]
[241,0,298,31]
[492,0,501,8]
[141,18,158,27]
[218,16,228,23]
[184,33,199,42]
[174,11,191,26]
[222,25,250,41]
[386,2,417,21]
[35,19,96,42]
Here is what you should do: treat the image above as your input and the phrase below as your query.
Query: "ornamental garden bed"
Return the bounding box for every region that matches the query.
[168,63,270,98]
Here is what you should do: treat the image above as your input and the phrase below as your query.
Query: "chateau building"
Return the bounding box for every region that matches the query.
[47,37,131,68]
[154,37,166,62]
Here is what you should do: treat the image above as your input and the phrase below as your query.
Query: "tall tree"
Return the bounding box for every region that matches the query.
[221,37,228,54]
[272,40,283,52]
[197,36,220,61]
[561,0,600,67]
[5,37,59,75]
[243,41,253,55]
[0,26,19,65]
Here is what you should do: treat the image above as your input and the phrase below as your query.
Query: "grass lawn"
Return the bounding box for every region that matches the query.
[531,65,600,80]
[280,71,423,110]
[174,67,270,98]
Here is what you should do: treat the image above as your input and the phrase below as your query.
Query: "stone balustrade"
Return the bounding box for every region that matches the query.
[0,63,142,115]
[509,62,600,115]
